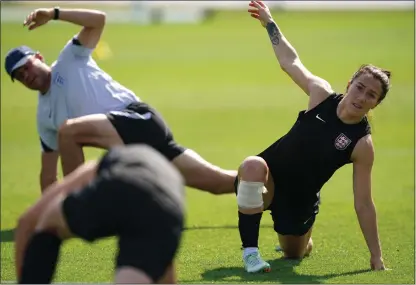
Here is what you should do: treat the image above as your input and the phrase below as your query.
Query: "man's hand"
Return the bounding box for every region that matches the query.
[23,8,54,30]
[371,256,387,271]
[248,1,274,27]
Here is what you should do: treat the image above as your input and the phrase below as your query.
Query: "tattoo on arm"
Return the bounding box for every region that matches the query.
[266,22,281,46]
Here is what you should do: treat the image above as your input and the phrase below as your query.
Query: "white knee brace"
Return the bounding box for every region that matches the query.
[237,181,267,209]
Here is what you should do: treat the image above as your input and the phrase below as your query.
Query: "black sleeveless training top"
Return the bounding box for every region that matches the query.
[257,93,371,215]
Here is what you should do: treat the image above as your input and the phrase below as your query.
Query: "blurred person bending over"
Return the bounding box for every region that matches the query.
[5,7,236,194]
[233,1,389,273]
[16,145,184,284]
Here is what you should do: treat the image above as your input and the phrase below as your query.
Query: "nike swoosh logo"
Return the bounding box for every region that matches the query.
[304,216,313,225]
[110,111,152,120]
[316,114,325,123]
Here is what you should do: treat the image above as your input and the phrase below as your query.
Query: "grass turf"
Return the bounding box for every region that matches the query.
[1,9,414,284]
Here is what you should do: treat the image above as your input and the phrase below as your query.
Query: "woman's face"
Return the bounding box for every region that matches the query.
[344,72,383,116]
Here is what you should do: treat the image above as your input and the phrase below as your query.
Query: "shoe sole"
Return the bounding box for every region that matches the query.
[246,265,271,273]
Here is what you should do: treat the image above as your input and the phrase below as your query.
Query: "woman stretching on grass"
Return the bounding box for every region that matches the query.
[233,0,389,273]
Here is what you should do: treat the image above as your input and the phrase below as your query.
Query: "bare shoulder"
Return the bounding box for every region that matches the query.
[351,134,375,165]
[307,75,335,110]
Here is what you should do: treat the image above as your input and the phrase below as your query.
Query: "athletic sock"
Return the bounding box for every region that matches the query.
[19,231,62,284]
[238,211,262,251]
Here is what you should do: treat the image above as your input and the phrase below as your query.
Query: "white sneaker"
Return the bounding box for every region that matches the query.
[243,252,271,273]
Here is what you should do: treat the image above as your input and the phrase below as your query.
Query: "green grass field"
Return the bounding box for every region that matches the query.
[1,9,414,284]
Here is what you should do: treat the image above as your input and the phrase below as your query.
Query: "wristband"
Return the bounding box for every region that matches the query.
[53,7,60,20]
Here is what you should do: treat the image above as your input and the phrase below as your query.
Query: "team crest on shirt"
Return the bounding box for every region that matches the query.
[54,72,65,87]
[334,133,351,150]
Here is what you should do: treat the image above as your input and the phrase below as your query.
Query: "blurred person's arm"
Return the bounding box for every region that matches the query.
[351,135,386,271]
[248,1,333,104]
[55,8,106,49]
[38,126,59,192]
[40,151,59,191]
[24,7,106,49]
[15,160,98,279]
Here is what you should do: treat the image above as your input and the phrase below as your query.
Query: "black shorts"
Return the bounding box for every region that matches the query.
[233,177,316,236]
[106,102,186,161]
[62,146,185,282]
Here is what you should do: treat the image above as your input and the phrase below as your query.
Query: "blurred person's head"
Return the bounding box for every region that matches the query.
[5,46,51,94]
[343,64,391,117]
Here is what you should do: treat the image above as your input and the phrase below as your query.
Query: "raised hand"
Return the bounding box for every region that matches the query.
[23,8,54,30]
[248,1,273,27]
